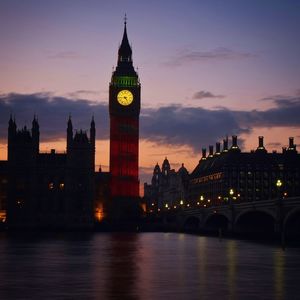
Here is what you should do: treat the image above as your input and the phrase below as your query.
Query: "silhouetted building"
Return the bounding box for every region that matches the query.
[0,161,8,223]
[144,136,300,210]
[189,136,300,206]
[0,19,143,228]
[105,18,142,222]
[6,116,95,229]
[144,158,189,211]
[109,18,141,200]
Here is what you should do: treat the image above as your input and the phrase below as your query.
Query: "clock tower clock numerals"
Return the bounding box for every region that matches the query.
[117,89,134,106]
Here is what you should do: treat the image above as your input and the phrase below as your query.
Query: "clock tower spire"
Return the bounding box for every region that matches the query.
[109,18,141,205]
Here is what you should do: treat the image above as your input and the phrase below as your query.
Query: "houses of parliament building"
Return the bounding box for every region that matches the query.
[0,19,140,229]
[1,19,300,228]
[144,135,300,211]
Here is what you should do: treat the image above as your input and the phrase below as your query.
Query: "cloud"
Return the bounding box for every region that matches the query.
[1,92,300,153]
[164,47,257,67]
[47,51,84,60]
[141,105,248,152]
[0,93,109,142]
[193,90,225,100]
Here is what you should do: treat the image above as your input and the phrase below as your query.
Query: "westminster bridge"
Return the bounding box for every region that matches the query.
[152,196,300,241]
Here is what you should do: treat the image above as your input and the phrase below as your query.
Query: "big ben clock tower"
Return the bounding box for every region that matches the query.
[109,18,141,203]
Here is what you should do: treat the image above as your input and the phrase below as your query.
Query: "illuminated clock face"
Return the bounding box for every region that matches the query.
[117,90,133,106]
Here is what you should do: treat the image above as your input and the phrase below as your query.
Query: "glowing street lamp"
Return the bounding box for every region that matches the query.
[200,195,204,201]
[276,179,283,188]
[229,189,234,196]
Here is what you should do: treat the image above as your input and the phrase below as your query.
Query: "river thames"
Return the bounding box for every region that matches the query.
[0,232,299,299]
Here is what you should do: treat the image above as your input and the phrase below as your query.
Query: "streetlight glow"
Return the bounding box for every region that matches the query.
[276,179,283,188]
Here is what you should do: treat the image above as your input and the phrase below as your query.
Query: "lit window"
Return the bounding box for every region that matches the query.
[48,183,54,190]
[59,183,65,190]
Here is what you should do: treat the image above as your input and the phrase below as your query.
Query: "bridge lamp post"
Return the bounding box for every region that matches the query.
[276,179,282,189]
[200,195,204,207]
[229,189,234,205]
[276,179,285,249]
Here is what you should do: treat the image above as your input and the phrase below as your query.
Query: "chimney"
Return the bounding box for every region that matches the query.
[256,136,267,153]
[231,135,238,149]
[215,142,221,155]
[209,145,214,157]
[289,137,294,149]
[258,136,264,148]
[201,148,207,160]
[223,137,228,152]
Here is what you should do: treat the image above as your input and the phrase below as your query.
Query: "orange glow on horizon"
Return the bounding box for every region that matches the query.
[0,125,299,190]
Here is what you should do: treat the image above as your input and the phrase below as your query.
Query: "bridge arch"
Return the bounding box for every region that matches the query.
[235,209,276,236]
[203,212,230,233]
[284,207,300,241]
[235,208,276,224]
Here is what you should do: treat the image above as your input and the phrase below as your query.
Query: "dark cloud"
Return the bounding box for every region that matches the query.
[0,93,109,142]
[193,90,225,100]
[1,93,300,153]
[245,96,300,127]
[164,47,257,67]
[141,105,248,152]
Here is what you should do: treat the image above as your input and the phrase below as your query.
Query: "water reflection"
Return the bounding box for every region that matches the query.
[274,250,285,300]
[227,240,237,300]
[104,234,139,300]
[0,232,299,299]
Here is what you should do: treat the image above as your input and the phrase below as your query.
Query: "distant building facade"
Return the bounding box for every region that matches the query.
[144,158,189,210]
[189,136,300,206]
[144,136,300,211]
[4,116,95,229]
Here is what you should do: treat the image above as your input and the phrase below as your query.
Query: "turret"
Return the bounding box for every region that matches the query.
[90,116,96,170]
[32,115,39,155]
[118,15,132,64]
[152,163,161,186]
[8,115,16,161]
[90,116,95,148]
[162,157,170,176]
[67,116,73,152]
[112,15,137,78]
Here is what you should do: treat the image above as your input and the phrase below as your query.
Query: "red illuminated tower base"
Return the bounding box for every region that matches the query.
[108,19,141,221]
[110,116,139,198]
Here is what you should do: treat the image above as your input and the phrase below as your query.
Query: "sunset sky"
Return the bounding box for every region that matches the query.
[0,0,300,186]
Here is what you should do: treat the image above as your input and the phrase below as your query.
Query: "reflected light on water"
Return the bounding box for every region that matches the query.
[0,233,299,299]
